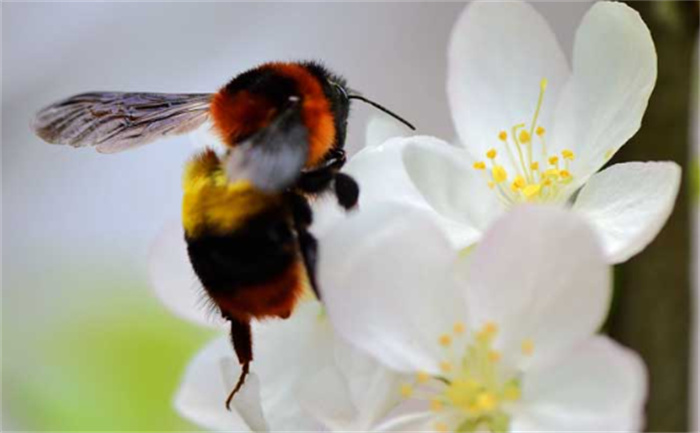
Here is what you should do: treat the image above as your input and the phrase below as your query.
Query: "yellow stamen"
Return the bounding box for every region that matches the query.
[512,175,525,190]
[473,161,486,170]
[503,383,521,401]
[477,322,499,342]
[476,392,498,412]
[430,398,443,412]
[484,322,498,336]
[435,422,449,432]
[416,371,430,384]
[477,78,577,208]
[492,166,507,183]
[521,339,535,356]
[439,334,452,347]
[518,130,531,144]
[523,184,542,200]
[562,149,575,160]
[440,361,453,373]
[400,384,413,398]
[453,322,466,334]
[488,350,501,363]
[544,168,559,179]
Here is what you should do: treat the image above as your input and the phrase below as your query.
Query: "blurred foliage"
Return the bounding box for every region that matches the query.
[3,281,216,431]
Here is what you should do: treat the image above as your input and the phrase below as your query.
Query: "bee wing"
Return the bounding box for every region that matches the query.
[33,92,212,153]
[225,99,309,192]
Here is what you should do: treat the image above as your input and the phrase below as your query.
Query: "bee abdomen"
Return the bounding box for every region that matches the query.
[186,210,305,322]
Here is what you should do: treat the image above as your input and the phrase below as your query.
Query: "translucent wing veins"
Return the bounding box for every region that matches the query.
[33,92,212,153]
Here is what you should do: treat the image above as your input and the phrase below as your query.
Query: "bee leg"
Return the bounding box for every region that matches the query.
[297,166,336,194]
[298,230,320,300]
[289,194,321,300]
[225,319,252,410]
[334,172,359,210]
[296,149,346,194]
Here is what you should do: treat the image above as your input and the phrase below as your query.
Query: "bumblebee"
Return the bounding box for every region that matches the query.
[33,61,414,407]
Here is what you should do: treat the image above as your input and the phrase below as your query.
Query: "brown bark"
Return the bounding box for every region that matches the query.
[609,2,698,431]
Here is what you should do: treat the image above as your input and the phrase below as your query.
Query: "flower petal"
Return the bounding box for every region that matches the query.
[459,205,611,371]
[175,302,332,431]
[222,368,270,433]
[344,136,493,248]
[319,203,467,374]
[174,336,257,432]
[148,220,226,328]
[401,138,504,234]
[252,301,334,431]
[333,338,406,428]
[299,366,358,430]
[300,338,405,431]
[374,412,436,432]
[513,336,647,432]
[549,2,657,184]
[448,0,569,171]
[573,161,681,264]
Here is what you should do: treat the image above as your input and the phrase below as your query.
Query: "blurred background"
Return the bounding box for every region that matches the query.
[2,2,697,431]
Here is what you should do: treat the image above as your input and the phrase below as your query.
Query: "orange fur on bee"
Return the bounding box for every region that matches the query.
[212,261,305,322]
[267,63,336,167]
[210,90,277,146]
[211,63,336,168]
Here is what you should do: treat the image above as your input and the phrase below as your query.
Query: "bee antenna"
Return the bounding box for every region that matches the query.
[347,94,416,131]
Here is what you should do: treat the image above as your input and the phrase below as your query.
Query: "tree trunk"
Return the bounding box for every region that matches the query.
[609,2,698,431]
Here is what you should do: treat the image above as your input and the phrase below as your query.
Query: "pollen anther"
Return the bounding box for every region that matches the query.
[416,371,430,384]
[518,130,531,144]
[439,334,452,347]
[476,392,497,411]
[562,149,575,160]
[492,166,507,183]
[435,422,449,432]
[523,184,541,200]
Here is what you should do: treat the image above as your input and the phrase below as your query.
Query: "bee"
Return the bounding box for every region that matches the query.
[32,61,415,408]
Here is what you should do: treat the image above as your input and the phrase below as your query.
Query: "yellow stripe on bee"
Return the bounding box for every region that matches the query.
[182,151,281,237]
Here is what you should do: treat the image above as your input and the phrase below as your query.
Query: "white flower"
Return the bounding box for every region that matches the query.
[149,223,404,431]
[318,204,648,432]
[342,1,680,264]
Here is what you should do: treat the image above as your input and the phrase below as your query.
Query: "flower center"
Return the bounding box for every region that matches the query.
[472,79,575,205]
[399,322,535,433]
